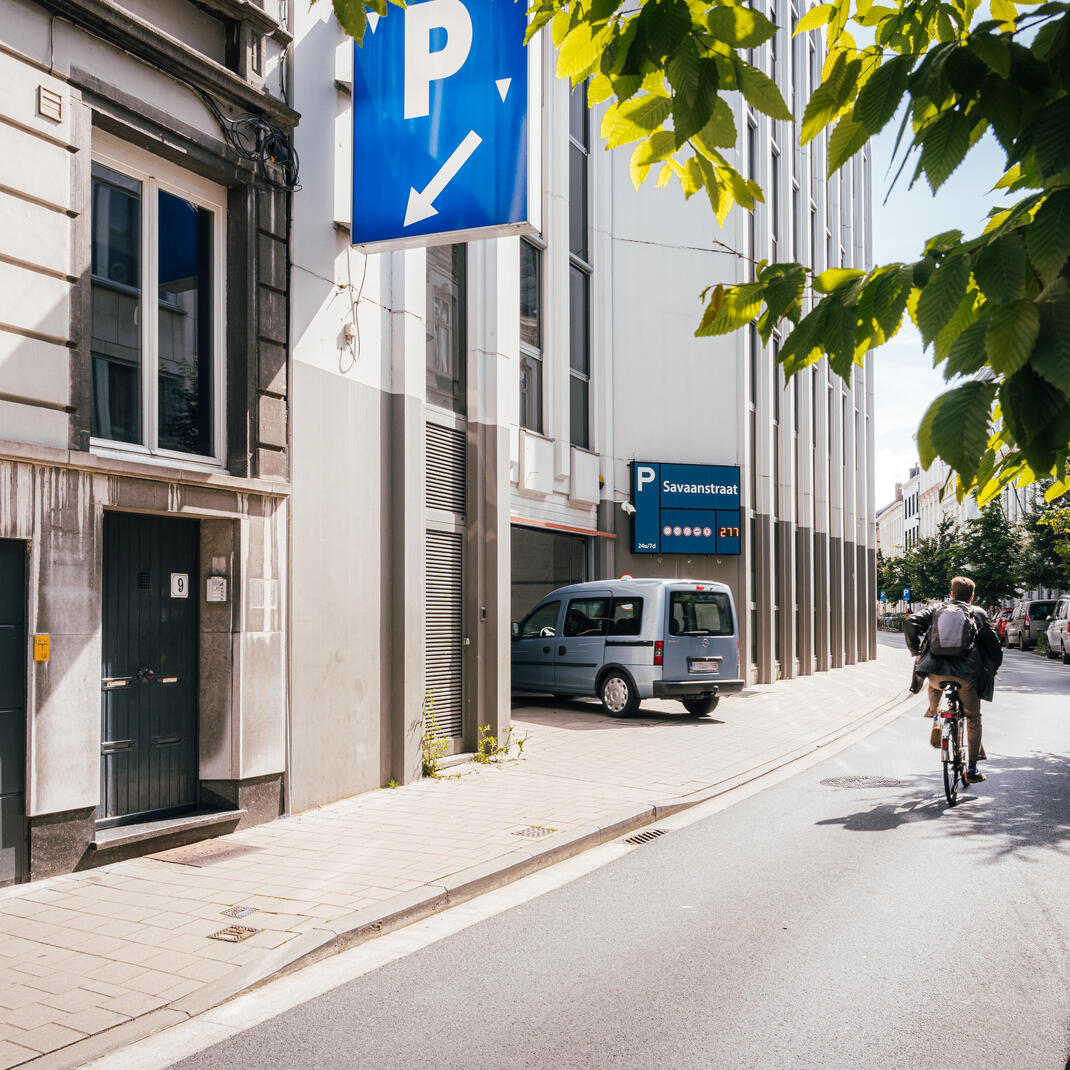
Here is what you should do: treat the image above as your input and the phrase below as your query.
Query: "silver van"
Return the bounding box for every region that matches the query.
[511,578,744,717]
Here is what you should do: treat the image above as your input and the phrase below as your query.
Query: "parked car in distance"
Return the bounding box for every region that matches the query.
[1045,596,1070,664]
[511,578,744,717]
[995,608,1013,646]
[1005,599,1058,650]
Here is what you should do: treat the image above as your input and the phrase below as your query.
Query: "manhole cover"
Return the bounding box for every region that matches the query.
[511,825,557,839]
[221,905,257,919]
[625,828,667,845]
[821,776,903,789]
[150,841,260,867]
[208,925,260,943]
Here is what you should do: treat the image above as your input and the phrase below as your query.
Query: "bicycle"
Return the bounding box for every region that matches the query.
[938,681,967,806]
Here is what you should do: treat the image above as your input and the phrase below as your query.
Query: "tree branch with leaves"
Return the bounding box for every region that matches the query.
[330,0,1070,510]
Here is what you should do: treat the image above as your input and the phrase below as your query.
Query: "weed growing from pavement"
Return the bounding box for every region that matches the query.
[473,723,528,765]
[421,691,449,778]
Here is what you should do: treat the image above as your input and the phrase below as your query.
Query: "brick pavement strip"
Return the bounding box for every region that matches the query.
[0,644,914,1069]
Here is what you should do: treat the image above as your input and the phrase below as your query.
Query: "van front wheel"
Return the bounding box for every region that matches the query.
[600,673,639,717]
[682,695,719,716]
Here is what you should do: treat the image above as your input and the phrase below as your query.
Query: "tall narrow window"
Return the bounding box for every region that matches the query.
[90,146,224,463]
[772,155,781,258]
[747,120,758,280]
[519,239,543,433]
[569,82,592,449]
[426,244,467,413]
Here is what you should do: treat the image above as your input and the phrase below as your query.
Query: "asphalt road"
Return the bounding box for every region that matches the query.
[168,634,1070,1070]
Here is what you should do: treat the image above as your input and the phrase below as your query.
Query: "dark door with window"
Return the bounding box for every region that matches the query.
[0,540,26,884]
[101,513,199,826]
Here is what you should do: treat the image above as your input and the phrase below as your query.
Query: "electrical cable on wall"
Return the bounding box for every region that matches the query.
[193,87,301,192]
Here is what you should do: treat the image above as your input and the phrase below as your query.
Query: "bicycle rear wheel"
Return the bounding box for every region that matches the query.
[943,716,963,806]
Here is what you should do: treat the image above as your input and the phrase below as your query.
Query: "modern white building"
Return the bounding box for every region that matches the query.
[287,0,876,810]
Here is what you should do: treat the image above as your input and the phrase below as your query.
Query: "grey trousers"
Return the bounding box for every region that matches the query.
[928,674,982,765]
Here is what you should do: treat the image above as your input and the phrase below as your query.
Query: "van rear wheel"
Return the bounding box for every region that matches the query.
[682,695,719,717]
[600,673,639,717]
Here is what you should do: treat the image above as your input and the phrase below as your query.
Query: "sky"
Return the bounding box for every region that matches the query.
[868,129,1005,508]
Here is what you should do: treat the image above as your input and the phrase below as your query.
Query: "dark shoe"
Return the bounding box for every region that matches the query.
[964,769,986,784]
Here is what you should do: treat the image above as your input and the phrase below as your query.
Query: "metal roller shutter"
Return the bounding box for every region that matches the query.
[425,530,463,738]
[426,423,466,513]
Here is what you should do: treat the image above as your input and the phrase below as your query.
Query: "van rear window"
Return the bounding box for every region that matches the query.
[669,591,733,636]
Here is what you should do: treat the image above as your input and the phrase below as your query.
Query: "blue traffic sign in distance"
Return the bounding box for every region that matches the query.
[903,587,911,601]
[352,0,536,249]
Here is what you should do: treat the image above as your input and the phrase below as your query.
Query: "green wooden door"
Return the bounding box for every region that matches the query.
[0,540,26,885]
[100,513,199,826]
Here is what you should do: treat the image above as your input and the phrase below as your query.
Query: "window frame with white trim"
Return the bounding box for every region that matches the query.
[89,131,227,471]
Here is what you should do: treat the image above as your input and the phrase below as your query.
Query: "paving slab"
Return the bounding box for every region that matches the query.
[0,641,916,1069]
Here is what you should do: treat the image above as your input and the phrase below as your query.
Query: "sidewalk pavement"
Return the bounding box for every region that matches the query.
[0,641,915,1070]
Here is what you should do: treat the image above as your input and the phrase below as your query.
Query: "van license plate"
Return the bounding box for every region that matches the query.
[688,657,721,674]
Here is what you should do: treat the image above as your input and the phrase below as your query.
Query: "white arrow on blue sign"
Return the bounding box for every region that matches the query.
[352,0,541,249]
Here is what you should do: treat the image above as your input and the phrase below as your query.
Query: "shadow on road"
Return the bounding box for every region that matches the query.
[815,752,1070,857]
[512,697,725,730]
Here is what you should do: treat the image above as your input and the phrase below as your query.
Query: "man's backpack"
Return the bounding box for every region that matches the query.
[928,603,977,657]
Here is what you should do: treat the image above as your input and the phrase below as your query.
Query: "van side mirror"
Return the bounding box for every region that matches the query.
[511,622,519,639]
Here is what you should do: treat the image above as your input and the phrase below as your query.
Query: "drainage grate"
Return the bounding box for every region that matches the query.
[625,828,667,845]
[208,925,260,943]
[511,825,557,839]
[221,905,257,919]
[821,776,903,789]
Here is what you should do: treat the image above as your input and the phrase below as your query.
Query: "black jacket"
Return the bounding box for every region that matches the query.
[904,601,1003,701]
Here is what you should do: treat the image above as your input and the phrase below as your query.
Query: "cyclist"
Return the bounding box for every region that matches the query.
[904,575,1002,784]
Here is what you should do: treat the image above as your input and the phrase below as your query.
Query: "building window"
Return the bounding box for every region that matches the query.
[90,143,225,463]
[519,239,543,433]
[747,120,758,280]
[569,82,592,450]
[426,244,467,413]
[770,147,780,262]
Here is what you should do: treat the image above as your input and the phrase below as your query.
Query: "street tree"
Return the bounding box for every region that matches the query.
[1020,484,1070,590]
[898,516,966,601]
[961,502,1023,604]
[328,0,1070,509]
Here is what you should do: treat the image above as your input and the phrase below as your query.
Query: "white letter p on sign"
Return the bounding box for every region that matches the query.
[637,466,656,492]
[404,0,473,119]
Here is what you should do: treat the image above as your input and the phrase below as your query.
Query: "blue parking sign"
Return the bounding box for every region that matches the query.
[903,587,911,601]
[352,0,539,249]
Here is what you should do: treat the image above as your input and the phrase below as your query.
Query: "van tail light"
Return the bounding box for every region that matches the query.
[654,641,664,666]
[1025,615,1031,628]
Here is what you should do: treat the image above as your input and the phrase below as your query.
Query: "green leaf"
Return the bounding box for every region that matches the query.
[1026,190,1070,281]
[1031,299,1070,393]
[557,22,606,82]
[1001,367,1070,473]
[693,97,737,152]
[707,5,778,47]
[757,265,807,342]
[696,282,763,335]
[333,0,367,42]
[736,61,793,121]
[968,33,1011,76]
[924,230,964,255]
[827,116,869,175]
[918,110,971,193]
[985,299,1040,375]
[630,130,677,186]
[795,3,835,33]
[813,267,866,294]
[801,55,862,144]
[852,54,910,135]
[672,61,719,145]
[601,93,673,149]
[915,255,969,347]
[972,233,1027,305]
[1033,97,1070,181]
[635,0,693,62]
[917,381,997,480]
[943,318,990,379]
